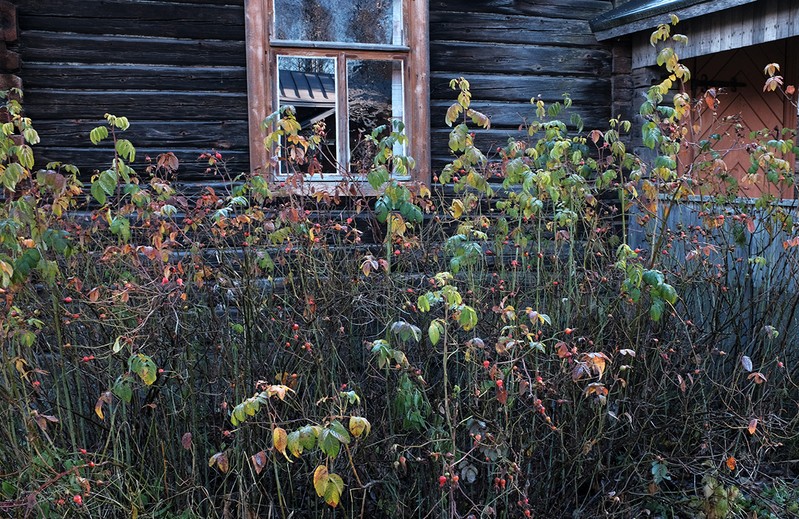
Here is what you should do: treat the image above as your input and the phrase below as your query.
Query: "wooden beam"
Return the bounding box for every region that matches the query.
[408,0,430,183]
[244,0,270,176]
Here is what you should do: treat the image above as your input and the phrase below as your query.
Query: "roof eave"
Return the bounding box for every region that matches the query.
[591,0,756,41]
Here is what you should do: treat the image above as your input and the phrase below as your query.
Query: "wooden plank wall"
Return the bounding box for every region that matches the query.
[14,0,250,182]
[13,0,615,181]
[428,0,614,170]
[631,0,799,69]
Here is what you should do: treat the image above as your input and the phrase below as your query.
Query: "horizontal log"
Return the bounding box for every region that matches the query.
[31,120,250,150]
[429,73,610,103]
[17,0,245,41]
[430,101,608,130]
[430,12,598,46]
[34,147,249,180]
[21,63,248,93]
[19,31,246,67]
[430,42,611,77]
[429,0,612,20]
[22,90,248,120]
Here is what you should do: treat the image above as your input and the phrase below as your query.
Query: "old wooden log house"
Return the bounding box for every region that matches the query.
[0,0,795,194]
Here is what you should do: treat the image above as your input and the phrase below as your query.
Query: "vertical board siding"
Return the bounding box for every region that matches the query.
[15,0,249,182]
[429,0,614,169]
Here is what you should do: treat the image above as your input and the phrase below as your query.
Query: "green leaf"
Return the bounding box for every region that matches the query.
[89,126,109,145]
[91,181,107,205]
[319,428,341,458]
[298,425,320,450]
[324,473,345,507]
[458,305,478,331]
[128,353,157,385]
[650,298,665,322]
[417,294,431,313]
[287,430,303,457]
[328,420,351,445]
[428,319,445,346]
[2,163,24,190]
[660,283,678,304]
[115,138,136,162]
[642,269,664,286]
[112,376,133,403]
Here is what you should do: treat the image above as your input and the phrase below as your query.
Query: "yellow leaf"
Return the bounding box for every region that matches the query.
[208,452,229,473]
[348,416,371,438]
[273,427,291,461]
[450,199,464,219]
[313,465,329,497]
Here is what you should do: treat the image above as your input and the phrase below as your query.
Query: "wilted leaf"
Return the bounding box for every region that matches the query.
[747,418,758,435]
[496,387,508,405]
[32,411,59,431]
[583,352,611,379]
[181,432,193,450]
[747,372,767,384]
[583,383,608,404]
[252,450,267,475]
[740,355,753,372]
[94,391,113,421]
[208,452,229,473]
[348,416,371,438]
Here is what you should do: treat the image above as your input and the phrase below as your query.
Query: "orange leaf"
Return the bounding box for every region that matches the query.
[725,456,737,471]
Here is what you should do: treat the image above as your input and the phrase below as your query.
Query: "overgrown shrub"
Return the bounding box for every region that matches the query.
[1,19,798,518]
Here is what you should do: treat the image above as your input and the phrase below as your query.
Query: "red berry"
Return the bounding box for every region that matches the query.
[292,323,300,331]
[73,495,83,506]
[564,328,573,335]
[438,475,447,488]
[482,360,490,368]
[63,297,73,303]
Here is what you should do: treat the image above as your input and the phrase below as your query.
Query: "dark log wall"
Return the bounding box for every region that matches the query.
[13,0,614,180]
[429,0,614,170]
[14,0,249,182]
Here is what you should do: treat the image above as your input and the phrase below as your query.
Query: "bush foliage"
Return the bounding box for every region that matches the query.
[1,20,798,518]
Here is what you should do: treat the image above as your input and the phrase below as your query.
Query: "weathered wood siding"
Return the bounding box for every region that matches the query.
[429,0,614,169]
[13,0,615,179]
[631,0,799,69]
[15,0,249,181]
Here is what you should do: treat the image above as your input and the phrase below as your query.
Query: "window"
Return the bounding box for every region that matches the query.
[244,0,430,190]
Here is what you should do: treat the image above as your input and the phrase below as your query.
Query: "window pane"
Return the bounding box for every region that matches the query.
[274,0,403,45]
[277,56,338,176]
[348,60,405,176]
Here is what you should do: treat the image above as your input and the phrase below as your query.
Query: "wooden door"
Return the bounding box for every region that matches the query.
[685,40,797,199]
